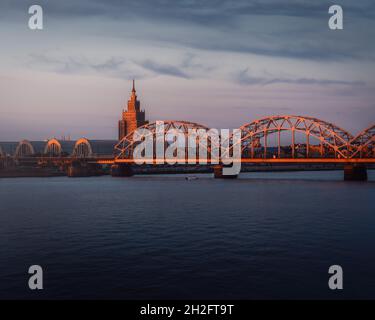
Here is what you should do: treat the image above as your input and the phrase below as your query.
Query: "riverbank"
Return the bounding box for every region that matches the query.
[0,167,65,178]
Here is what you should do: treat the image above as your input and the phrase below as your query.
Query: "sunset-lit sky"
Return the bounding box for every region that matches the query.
[1,0,374,140]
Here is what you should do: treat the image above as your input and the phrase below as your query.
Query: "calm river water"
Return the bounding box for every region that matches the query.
[0,171,374,299]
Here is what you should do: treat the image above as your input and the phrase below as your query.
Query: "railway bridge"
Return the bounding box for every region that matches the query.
[1,115,374,180]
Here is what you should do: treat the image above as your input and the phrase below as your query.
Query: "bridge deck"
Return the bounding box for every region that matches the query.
[13,156,375,165]
[105,158,375,165]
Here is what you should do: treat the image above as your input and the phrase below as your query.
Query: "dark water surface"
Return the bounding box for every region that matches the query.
[1,171,374,299]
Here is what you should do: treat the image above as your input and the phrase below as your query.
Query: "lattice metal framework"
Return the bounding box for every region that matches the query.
[231,115,355,159]
[115,121,212,161]
[350,125,375,158]
[115,116,375,161]
[10,117,374,161]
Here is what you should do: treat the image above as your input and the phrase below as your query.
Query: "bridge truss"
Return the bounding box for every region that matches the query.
[233,115,354,159]
[114,120,213,162]
[114,116,374,162]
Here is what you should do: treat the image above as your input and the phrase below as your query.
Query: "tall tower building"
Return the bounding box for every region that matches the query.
[118,80,148,140]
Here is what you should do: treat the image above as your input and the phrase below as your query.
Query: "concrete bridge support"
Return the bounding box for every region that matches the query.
[344,164,368,181]
[67,162,103,177]
[111,164,134,177]
[213,165,238,179]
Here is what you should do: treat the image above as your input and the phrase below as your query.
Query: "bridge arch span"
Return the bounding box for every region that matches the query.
[233,115,354,159]
[44,139,62,156]
[350,124,375,158]
[115,120,212,160]
[73,138,93,158]
[15,140,35,158]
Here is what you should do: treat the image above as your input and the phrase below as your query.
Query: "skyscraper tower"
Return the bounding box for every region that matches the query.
[118,80,148,140]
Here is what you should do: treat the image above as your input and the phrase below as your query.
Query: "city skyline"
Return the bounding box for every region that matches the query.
[1,0,375,141]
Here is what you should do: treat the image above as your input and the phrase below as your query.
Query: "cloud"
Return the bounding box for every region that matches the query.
[27,53,195,80]
[136,59,190,79]
[181,53,215,72]
[237,68,366,87]
[3,0,375,62]
[25,52,370,87]
[26,53,147,80]
[28,53,123,71]
[90,57,125,72]
[15,0,373,21]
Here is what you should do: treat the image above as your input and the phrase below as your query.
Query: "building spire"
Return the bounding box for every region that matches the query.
[119,79,147,140]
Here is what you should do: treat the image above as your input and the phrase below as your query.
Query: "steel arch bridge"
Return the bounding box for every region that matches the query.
[114,120,213,162]
[349,124,375,158]
[231,115,354,159]
[114,116,374,162]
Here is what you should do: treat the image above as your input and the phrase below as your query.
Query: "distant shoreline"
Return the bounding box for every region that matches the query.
[0,167,65,178]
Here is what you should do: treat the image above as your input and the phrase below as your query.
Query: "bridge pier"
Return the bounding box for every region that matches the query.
[111,164,134,177]
[67,162,103,177]
[344,164,367,181]
[213,165,238,179]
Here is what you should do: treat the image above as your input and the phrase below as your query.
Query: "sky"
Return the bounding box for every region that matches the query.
[0,0,375,141]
